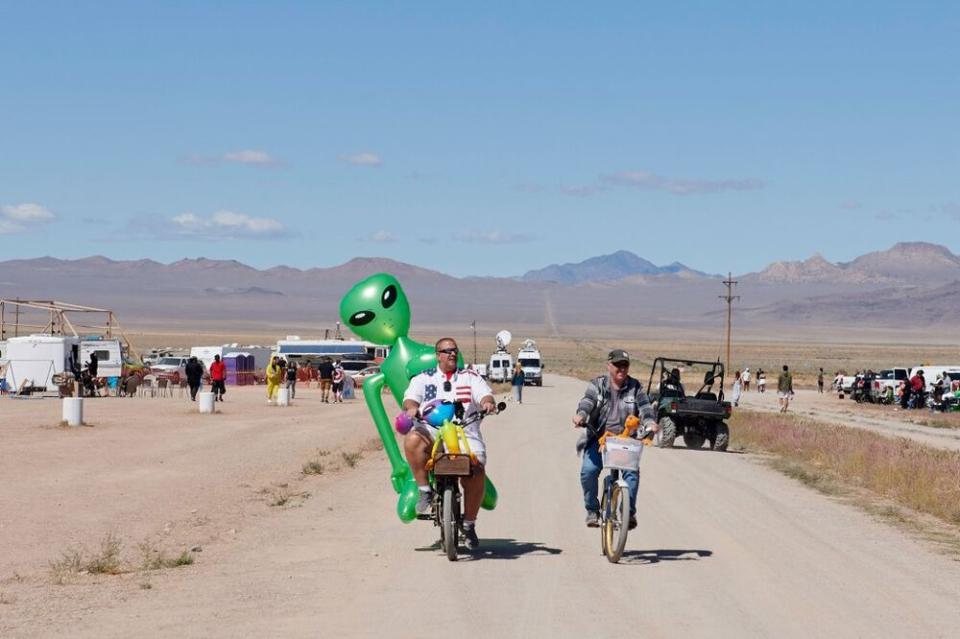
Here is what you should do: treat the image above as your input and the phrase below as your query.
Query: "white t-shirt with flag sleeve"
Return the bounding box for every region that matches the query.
[403,368,494,436]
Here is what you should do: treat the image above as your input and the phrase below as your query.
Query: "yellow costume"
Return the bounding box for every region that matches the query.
[266,360,283,401]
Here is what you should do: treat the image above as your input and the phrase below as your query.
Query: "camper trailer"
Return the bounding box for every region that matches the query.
[80,339,123,380]
[3,334,80,393]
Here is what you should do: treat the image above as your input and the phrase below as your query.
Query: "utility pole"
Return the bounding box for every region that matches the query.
[719,273,739,388]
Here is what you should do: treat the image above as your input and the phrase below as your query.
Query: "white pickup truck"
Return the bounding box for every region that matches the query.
[869,368,910,402]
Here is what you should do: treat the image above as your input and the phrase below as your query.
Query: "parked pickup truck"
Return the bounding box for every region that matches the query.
[870,368,909,402]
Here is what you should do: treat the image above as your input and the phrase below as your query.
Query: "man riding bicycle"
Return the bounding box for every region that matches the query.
[402,337,498,550]
[572,349,658,530]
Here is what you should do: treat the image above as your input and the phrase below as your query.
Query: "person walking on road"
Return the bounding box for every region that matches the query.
[511,362,525,404]
[742,367,751,392]
[572,349,659,531]
[285,359,298,399]
[318,357,334,403]
[756,368,766,393]
[209,354,226,402]
[185,356,204,401]
[777,365,794,413]
[817,368,825,394]
[266,355,283,404]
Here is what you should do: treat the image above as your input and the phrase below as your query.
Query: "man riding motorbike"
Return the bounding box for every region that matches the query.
[572,349,659,530]
[401,337,497,550]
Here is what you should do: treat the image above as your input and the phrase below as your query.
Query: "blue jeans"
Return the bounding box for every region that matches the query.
[580,440,639,516]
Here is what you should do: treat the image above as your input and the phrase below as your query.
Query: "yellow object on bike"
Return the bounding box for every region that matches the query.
[440,421,461,454]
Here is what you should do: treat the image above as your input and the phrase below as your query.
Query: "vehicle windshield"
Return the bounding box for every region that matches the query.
[338,360,369,372]
[157,358,183,366]
[519,358,540,367]
[878,370,894,379]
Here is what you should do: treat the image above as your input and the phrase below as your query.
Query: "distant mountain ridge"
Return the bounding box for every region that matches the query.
[744,242,960,285]
[520,250,711,284]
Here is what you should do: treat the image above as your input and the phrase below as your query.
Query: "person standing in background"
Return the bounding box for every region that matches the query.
[741,367,751,392]
[286,359,298,399]
[266,355,284,404]
[756,368,766,393]
[209,354,226,402]
[185,356,204,401]
[332,361,345,403]
[318,357,334,403]
[817,368,825,394]
[511,362,525,404]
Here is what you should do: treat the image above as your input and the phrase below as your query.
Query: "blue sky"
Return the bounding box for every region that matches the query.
[1,2,958,277]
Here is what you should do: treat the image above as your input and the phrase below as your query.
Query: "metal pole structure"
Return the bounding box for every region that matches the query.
[718,272,739,390]
[14,297,20,337]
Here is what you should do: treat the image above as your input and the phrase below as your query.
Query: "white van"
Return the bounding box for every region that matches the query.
[487,352,513,383]
[516,339,544,386]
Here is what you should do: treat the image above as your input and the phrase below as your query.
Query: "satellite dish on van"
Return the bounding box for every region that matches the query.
[495,330,512,351]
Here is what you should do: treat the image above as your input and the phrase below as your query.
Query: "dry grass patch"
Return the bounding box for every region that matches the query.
[138,539,195,570]
[732,410,960,526]
[341,450,362,468]
[50,532,125,584]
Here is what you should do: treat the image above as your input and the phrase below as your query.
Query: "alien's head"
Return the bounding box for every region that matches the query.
[339,273,411,345]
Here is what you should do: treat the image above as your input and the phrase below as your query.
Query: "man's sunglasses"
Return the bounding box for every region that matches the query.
[437,348,459,355]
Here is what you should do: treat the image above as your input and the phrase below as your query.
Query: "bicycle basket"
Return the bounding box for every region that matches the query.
[602,438,643,471]
[433,454,472,477]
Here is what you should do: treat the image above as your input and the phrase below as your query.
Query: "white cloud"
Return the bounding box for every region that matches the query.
[339,152,383,167]
[222,149,283,166]
[360,230,397,243]
[0,202,55,233]
[601,170,764,195]
[181,149,285,167]
[560,184,606,198]
[453,229,535,244]
[169,209,285,238]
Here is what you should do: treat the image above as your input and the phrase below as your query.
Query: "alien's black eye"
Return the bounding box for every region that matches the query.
[381,284,397,309]
[349,310,376,326]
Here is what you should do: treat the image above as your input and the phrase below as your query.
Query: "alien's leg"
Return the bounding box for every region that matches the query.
[362,373,419,522]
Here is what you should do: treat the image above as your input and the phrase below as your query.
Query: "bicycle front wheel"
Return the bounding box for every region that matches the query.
[604,482,629,563]
[442,486,458,562]
[599,486,609,556]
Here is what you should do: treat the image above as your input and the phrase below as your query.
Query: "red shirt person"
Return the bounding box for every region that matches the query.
[210,354,227,402]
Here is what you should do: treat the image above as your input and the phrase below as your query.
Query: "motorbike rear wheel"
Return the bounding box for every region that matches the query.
[441,485,458,562]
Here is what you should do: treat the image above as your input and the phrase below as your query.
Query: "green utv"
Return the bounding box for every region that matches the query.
[647,357,732,451]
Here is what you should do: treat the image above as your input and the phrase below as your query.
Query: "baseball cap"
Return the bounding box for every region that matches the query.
[607,349,630,365]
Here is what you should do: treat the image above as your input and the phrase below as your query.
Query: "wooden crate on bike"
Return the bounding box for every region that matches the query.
[433,454,472,477]
[602,438,643,471]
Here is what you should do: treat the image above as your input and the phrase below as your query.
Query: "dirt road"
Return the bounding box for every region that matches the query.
[3,376,960,638]
[738,389,960,451]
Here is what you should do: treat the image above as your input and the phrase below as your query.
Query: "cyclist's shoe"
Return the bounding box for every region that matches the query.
[463,524,480,551]
[628,515,638,531]
[415,490,433,516]
[585,511,600,528]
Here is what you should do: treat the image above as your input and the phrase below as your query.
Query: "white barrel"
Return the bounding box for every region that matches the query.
[277,387,291,406]
[62,397,83,427]
[198,392,216,414]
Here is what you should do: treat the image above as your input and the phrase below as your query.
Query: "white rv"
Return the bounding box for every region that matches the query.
[3,334,80,392]
[517,339,544,386]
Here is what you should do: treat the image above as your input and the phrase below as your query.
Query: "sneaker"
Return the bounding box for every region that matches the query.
[585,511,600,528]
[628,516,637,531]
[463,525,480,550]
[415,490,433,516]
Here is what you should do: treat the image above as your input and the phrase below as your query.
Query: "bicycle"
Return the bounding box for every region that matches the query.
[418,400,505,561]
[595,421,654,563]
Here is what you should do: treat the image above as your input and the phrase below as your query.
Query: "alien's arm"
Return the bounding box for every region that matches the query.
[362,372,411,493]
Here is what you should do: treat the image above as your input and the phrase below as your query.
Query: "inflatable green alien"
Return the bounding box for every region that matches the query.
[339,273,498,522]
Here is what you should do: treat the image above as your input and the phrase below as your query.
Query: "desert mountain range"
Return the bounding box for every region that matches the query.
[1,242,958,336]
